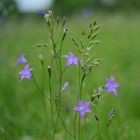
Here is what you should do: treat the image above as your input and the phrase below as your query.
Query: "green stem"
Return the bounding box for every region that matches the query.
[97,120,99,134]
[78,115,81,140]
[74,113,78,140]
[90,127,106,140]
[79,73,86,100]
[46,22,59,72]
[41,66,50,140]
[84,118,89,139]
[48,75,55,140]
[56,109,73,137]
[32,77,49,101]
[58,40,63,109]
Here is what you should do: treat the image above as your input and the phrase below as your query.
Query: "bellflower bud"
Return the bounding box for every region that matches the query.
[47,66,52,77]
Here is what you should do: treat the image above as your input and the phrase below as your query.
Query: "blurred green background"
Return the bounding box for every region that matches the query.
[0,0,140,140]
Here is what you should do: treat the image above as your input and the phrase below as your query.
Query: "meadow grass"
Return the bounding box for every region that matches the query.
[0,13,140,140]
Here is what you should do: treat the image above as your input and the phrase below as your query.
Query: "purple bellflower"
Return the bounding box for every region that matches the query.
[19,64,32,81]
[73,100,92,118]
[108,108,115,117]
[17,53,27,64]
[38,9,45,16]
[105,77,119,95]
[64,52,80,67]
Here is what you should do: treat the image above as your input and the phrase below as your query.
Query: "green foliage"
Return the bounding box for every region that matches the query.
[0,0,18,17]
[53,0,140,14]
[53,0,92,14]
[0,14,140,139]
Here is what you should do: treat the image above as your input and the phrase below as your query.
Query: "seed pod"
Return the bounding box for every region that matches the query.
[89,22,92,28]
[91,33,98,40]
[93,20,97,26]
[62,16,66,28]
[47,65,52,77]
[72,38,79,47]
[94,114,99,121]
[94,25,100,31]
[62,28,68,42]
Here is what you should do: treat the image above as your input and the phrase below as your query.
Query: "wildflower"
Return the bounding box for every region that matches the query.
[38,10,50,21]
[108,108,115,117]
[19,64,32,81]
[62,82,69,91]
[38,9,45,16]
[105,77,119,95]
[64,52,80,67]
[73,100,92,118]
[107,108,115,127]
[17,53,27,64]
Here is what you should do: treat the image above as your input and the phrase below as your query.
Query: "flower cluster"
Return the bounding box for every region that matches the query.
[17,10,120,140]
[17,54,32,81]
[17,51,119,117]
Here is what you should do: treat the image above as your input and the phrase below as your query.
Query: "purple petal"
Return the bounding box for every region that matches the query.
[113,89,118,96]
[85,108,92,113]
[38,9,45,16]
[78,100,83,106]
[66,61,72,67]
[20,76,25,81]
[84,101,90,107]
[114,82,120,88]
[18,64,32,81]
[17,54,27,64]
[24,64,29,69]
[106,77,115,83]
[69,52,74,57]
[73,106,80,111]
[80,111,85,118]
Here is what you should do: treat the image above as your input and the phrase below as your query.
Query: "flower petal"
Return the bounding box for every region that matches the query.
[84,101,90,107]
[80,111,85,118]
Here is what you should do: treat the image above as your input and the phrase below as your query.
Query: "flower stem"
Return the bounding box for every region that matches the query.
[48,74,55,140]
[74,112,78,140]
[32,76,49,101]
[78,115,81,140]
[58,40,63,109]
[41,65,50,139]
[90,127,106,140]
[56,109,73,137]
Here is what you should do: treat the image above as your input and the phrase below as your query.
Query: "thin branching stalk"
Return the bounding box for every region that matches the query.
[32,76,50,101]
[78,115,81,140]
[41,65,50,139]
[48,74,55,140]
[74,112,78,140]
[90,127,106,140]
[46,21,59,71]
[58,40,63,109]
[84,118,89,140]
[55,109,73,137]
